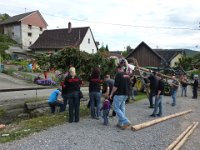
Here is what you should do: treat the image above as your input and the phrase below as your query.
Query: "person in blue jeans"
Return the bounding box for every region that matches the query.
[100,98,110,125]
[110,65,131,130]
[150,73,164,117]
[48,88,65,113]
[170,76,179,106]
[89,67,102,119]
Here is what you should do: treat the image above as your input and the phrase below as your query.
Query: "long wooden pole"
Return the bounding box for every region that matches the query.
[165,122,195,150]
[137,66,177,81]
[131,110,192,131]
[173,122,199,150]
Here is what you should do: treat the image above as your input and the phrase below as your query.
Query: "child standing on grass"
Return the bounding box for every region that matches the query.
[100,98,110,125]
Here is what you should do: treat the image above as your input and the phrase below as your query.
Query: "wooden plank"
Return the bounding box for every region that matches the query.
[165,122,195,150]
[173,122,199,150]
[131,110,192,131]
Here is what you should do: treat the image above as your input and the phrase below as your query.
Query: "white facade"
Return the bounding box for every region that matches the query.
[21,24,44,50]
[80,28,97,54]
[170,53,183,67]
[4,24,45,50]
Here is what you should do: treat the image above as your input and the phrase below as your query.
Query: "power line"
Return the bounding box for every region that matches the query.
[0,3,199,31]
[41,11,200,31]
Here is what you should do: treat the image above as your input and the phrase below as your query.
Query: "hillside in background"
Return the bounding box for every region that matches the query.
[184,49,200,56]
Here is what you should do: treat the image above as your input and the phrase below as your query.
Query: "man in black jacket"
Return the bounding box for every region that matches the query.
[192,75,199,99]
[110,65,131,129]
[150,73,164,117]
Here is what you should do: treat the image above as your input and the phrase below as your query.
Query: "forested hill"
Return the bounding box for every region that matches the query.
[184,49,200,56]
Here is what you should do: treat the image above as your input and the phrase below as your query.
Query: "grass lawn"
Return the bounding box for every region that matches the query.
[0,92,147,143]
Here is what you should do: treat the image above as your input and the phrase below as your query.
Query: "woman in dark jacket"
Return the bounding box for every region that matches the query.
[64,67,82,123]
[89,67,102,119]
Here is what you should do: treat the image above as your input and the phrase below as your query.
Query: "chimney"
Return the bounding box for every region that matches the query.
[68,22,72,33]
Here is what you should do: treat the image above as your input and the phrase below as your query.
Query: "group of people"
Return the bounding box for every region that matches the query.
[47,59,133,129]
[145,72,199,118]
[47,60,199,130]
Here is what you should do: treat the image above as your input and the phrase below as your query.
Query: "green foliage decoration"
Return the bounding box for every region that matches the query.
[34,47,116,81]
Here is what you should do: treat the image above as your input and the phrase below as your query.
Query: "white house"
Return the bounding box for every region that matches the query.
[29,22,98,54]
[0,10,48,51]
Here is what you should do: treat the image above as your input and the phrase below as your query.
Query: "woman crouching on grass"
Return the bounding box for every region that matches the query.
[64,67,82,123]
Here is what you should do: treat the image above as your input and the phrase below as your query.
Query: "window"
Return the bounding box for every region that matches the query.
[40,27,43,31]
[28,25,32,29]
[92,49,94,54]
[29,41,32,45]
[88,38,90,44]
[28,32,32,37]
[12,32,14,36]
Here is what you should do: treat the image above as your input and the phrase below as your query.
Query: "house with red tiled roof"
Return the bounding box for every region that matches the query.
[30,22,98,54]
[0,10,47,50]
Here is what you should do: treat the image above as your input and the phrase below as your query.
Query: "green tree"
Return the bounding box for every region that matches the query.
[99,43,109,52]
[34,47,116,81]
[0,34,16,61]
[175,56,192,71]
[0,13,10,21]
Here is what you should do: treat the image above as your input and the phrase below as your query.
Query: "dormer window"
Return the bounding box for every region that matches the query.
[28,25,32,29]
[88,38,90,44]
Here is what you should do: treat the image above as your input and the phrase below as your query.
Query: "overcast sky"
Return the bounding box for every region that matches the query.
[1,0,200,51]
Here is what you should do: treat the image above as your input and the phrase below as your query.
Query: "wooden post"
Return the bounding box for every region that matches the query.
[165,122,195,150]
[173,122,199,150]
[131,110,192,131]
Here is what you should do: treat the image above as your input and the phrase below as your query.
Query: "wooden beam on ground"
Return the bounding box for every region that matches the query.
[173,122,199,150]
[165,122,195,150]
[131,110,192,131]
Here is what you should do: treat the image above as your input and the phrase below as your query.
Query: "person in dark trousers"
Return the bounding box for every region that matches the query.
[110,65,131,130]
[48,88,65,113]
[192,75,199,99]
[89,67,102,119]
[148,72,158,108]
[150,73,164,117]
[102,74,116,117]
[64,67,82,123]
[100,97,110,125]
[180,75,188,97]
[170,76,179,106]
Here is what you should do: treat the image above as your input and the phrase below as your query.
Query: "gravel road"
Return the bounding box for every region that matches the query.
[0,86,199,150]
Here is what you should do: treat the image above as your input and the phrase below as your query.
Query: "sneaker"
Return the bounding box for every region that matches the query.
[149,106,154,108]
[171,103,176,106]
[121,122,131,130]
[156,114,162,117]
[116,123,122,128]
[150,114,156,117]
